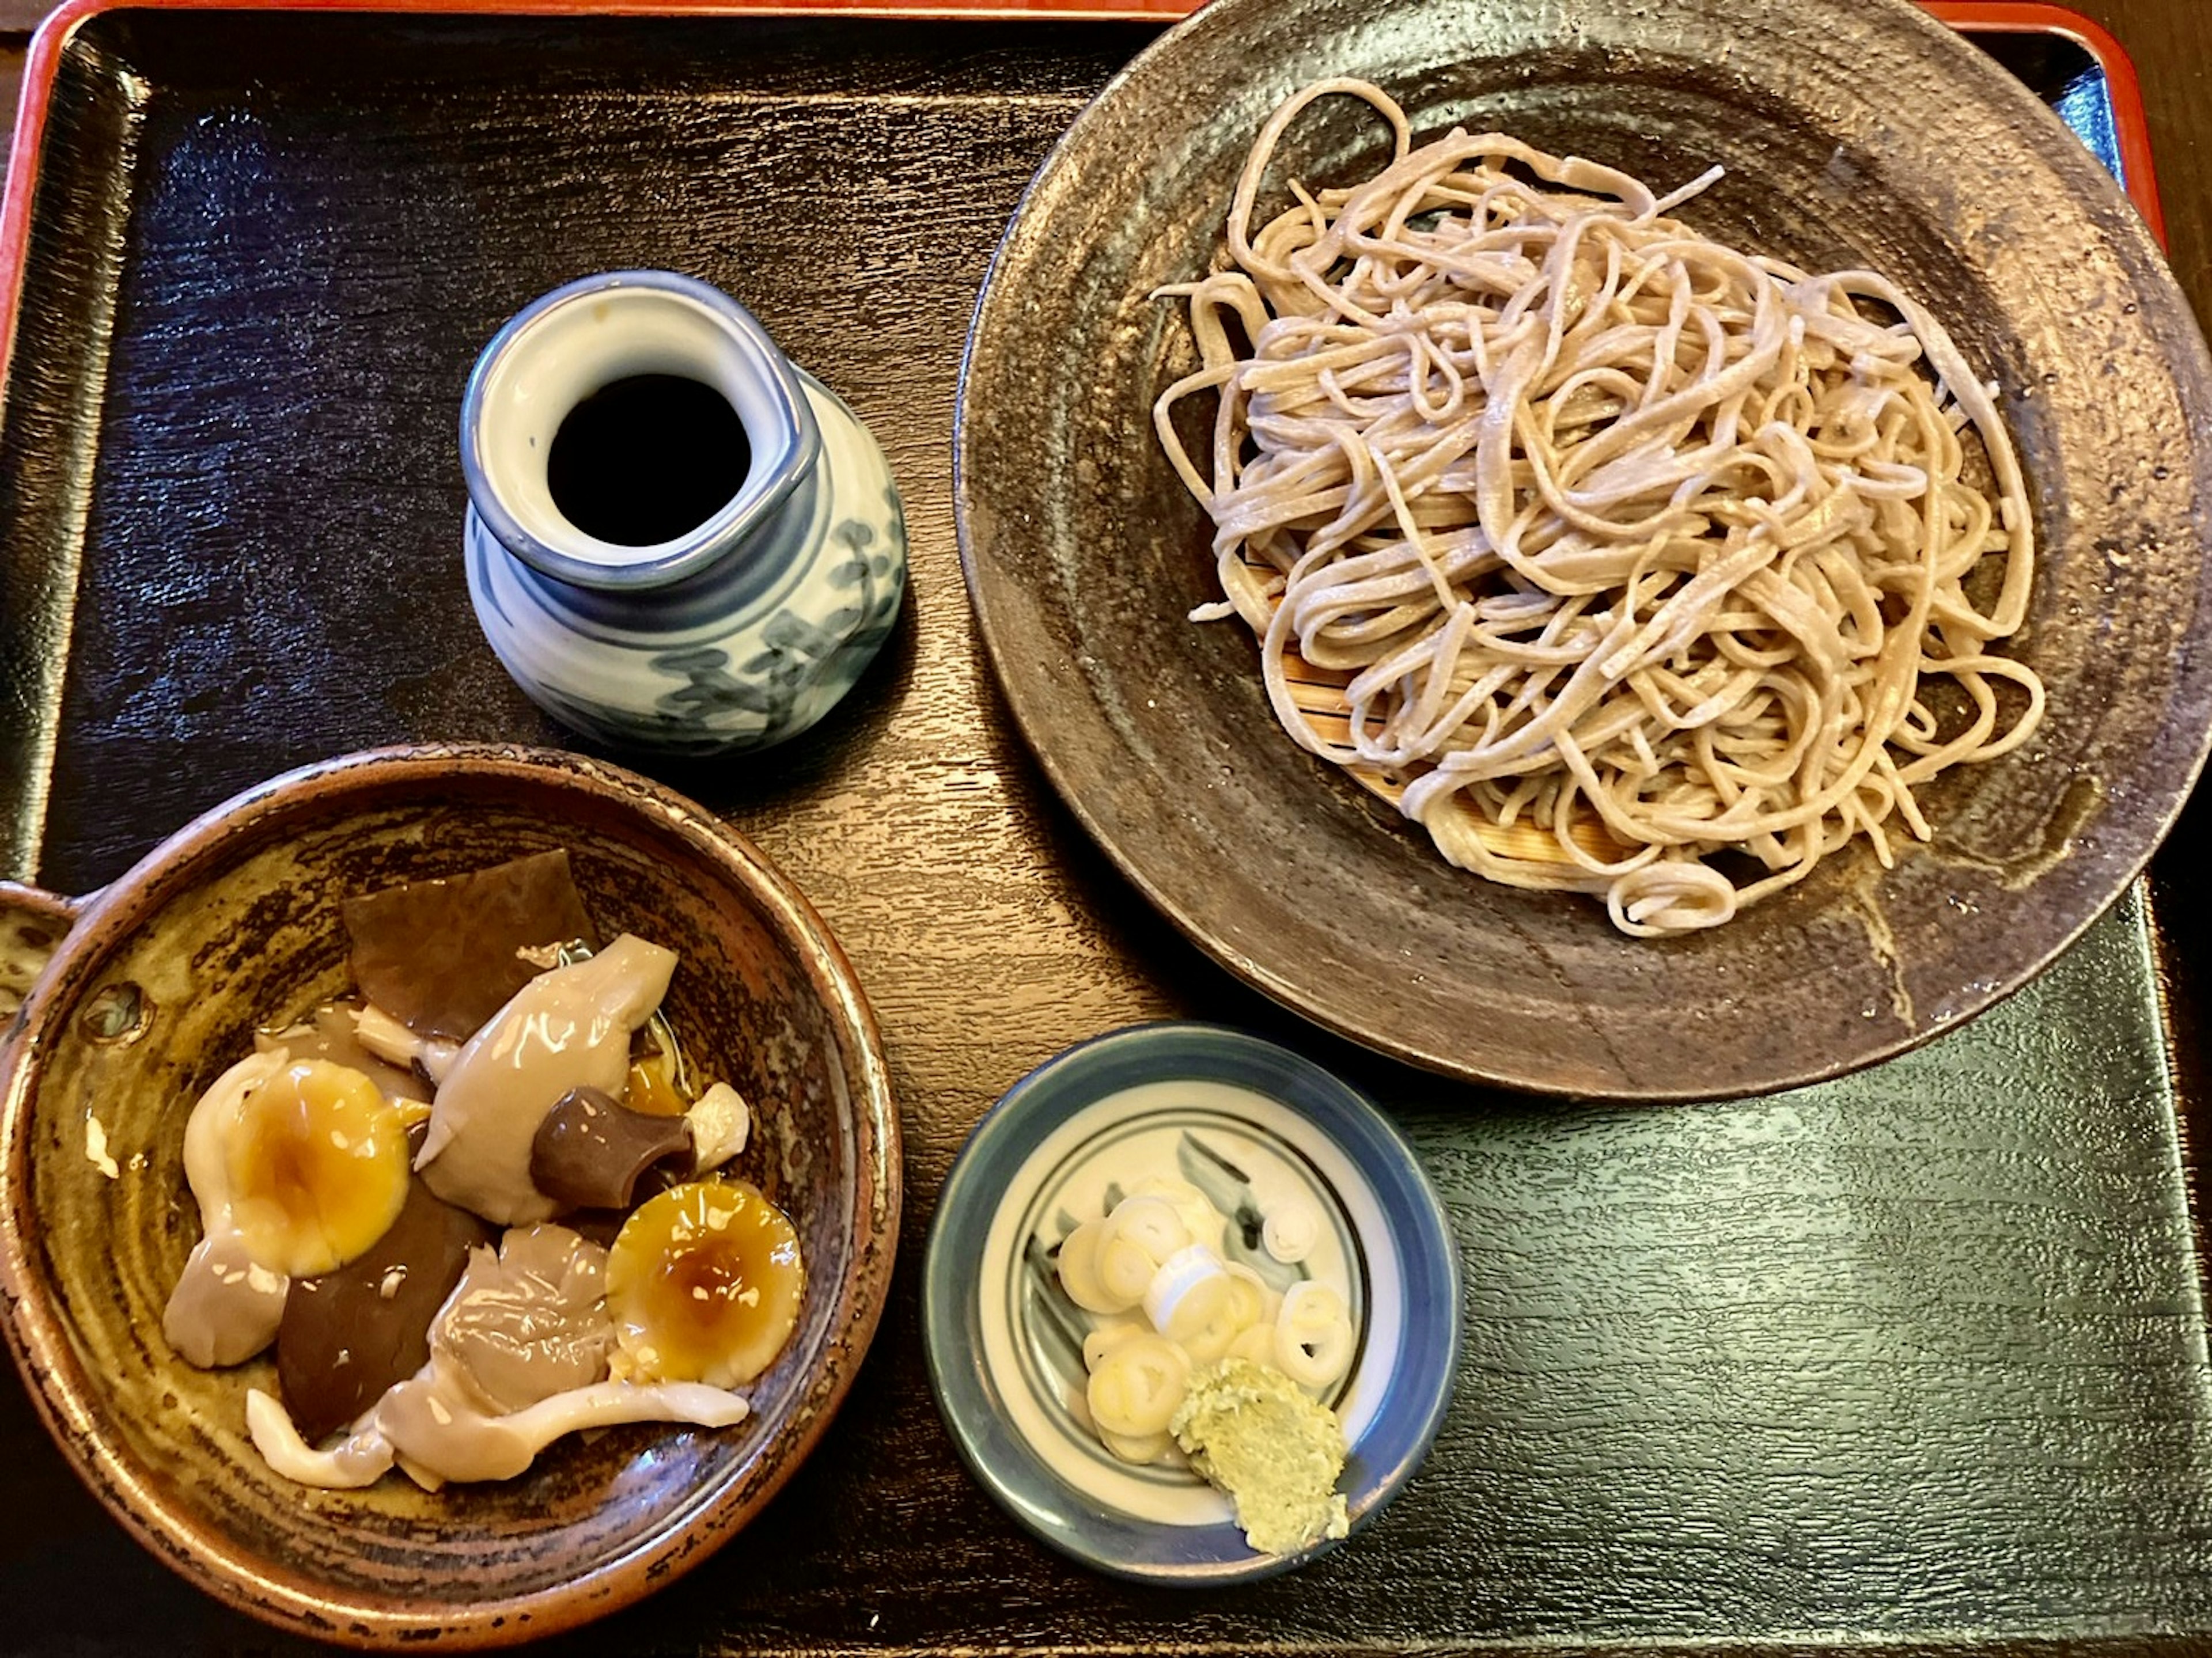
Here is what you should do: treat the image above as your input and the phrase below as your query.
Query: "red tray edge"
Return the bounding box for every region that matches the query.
[0,0,2169,447]
[1923,0,2165,243]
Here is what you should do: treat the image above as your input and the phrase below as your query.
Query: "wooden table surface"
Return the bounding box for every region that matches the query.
[1,1,2211,1654]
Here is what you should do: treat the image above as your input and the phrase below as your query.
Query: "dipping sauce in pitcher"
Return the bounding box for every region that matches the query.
[546,373,751,547]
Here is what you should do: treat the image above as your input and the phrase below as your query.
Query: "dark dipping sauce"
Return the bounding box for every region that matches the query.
[546,373,751,547]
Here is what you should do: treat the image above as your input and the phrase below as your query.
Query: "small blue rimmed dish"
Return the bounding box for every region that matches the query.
[922,1022,1459,1584]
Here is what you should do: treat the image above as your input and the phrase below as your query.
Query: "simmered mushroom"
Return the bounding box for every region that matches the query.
[342,850,598,1041]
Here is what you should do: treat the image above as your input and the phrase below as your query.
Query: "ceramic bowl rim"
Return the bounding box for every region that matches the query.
[459,268,823,591]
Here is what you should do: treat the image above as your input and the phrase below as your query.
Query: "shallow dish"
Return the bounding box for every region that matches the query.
[955,0,2212,1099]
[0,743,899,1648]
[922,1022,1457,1583]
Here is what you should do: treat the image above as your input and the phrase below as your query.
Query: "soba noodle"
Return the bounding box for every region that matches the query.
[1153,78,2045,937]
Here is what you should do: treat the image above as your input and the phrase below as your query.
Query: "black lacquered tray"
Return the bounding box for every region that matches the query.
[1,6,2209,1653]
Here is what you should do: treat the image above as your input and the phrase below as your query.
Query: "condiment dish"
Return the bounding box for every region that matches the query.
[922,1022,1457,1583]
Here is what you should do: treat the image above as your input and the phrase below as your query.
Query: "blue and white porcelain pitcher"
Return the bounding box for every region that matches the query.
[462,270,907,757]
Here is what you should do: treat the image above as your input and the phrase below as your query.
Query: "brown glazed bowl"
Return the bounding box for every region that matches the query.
[957,0,2212,1101]
[0,743,899,1647]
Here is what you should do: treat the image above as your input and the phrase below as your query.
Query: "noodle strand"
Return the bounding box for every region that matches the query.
[1156,79,2043,936]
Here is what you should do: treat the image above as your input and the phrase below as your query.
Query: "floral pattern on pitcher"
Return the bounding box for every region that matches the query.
[642,487,907,750]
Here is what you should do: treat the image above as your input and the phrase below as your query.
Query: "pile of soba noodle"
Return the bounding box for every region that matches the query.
[1153,78,2045,937]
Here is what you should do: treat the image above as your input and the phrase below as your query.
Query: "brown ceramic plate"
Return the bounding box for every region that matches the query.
[0,745,899,1647]
[956,0,2212,1100]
